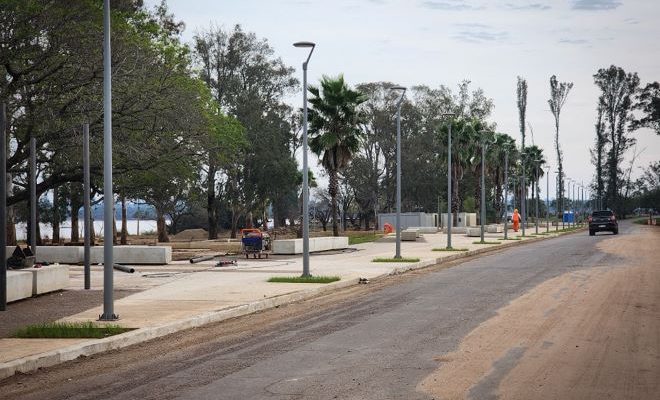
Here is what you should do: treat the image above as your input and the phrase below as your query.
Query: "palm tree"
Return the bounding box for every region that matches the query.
[308,75,367,236]
[489,133,517,223]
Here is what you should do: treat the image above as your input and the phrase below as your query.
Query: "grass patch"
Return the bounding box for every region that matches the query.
[501,237,521,240]
[432,247,469,252]
[267,275,340,284]
[348,233,383,245]
[14,321,131,339]
[472,240,501,245]
[633,217,660,225]
[372,257,420,263]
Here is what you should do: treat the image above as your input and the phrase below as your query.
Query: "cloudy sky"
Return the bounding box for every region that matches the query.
[146,0,659,199]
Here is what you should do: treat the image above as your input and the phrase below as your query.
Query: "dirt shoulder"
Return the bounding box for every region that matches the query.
[419,224,660,399]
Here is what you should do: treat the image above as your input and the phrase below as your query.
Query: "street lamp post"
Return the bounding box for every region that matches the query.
[391,86,406,259]
[533,159,542,235]
[544,165,550,232]
[100,0,117,321]
[443,113,455,249]
[479,131,496,243]
[293,41,316,277]
[503,145,511,240]
[567,178,572,228]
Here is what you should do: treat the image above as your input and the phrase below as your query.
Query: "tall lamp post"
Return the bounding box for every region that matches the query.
[293,41,316,277]
[533,158,543,235]
[503,144,512,240]
[0,103,6,311]
[544,165,551,232]
[391,86,406,259]
[479,130,496,243]
[566,178,573,228]
[100,0,117,321]
[443,112,455,249]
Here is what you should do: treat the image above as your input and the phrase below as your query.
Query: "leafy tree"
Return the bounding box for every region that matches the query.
[632,81,660,135]
[593,65,640,213]
[590,104,607,205]
[548,75,573,212]
[308,75,367,236]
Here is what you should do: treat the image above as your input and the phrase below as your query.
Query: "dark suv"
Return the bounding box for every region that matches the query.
[589,210,618,236]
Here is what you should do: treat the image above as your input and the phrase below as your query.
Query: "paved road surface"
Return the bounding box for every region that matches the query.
[2,221,657,399]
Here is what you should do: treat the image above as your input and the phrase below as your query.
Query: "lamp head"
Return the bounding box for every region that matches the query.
[293,41,315,48]
[390,86,407,92]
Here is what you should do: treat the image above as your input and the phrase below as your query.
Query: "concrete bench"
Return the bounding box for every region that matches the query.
[8,245,172,265]
[442,226,467,234]
[485,224,503,233]
[466,227,482,237]
[6,271,33,302]
[401,229,419,241]
[26,265,70,296]
[90,246,172,265]
[272,236,349,255]
[407,226,438,234]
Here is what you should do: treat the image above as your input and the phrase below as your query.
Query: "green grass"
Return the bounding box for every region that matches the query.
[432,247,469,252]
[267,275,340,284]
[472,240,501,245]
[348,233,383,245]
[501,237,522,240]
[14,321,131,339]
[372,257,420,263]
[633,217,659,225]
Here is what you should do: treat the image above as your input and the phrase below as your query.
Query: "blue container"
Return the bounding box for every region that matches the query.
[563,211,575,223]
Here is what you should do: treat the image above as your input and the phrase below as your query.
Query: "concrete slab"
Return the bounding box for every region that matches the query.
[7,271,33,302]
[26,265,70,295]
[401,230,418,241]
[466,227,482,237]
[486,224,504,233]
[90,245,172,265]
[272,237,349,255]
[34,246,83,264]
[409,226,437,234]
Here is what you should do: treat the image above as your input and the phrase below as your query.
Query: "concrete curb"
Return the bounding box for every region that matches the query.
[0,227,586,380]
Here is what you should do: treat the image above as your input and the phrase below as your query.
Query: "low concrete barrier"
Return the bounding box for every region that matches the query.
[401,230,418,241]
[485,224,503,233]
[6,271,33,302]
[27,265,70,295]
[408,226,437,234]
[8,246,172,265]
[466,227,482,237]
[441,226,468,234]
[272,237,349,255]
[90,246,171,265]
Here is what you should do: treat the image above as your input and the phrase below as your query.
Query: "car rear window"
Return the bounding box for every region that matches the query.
[593,211,614,217]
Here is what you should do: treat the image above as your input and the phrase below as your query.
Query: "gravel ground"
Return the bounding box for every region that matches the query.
[0,289,137,337]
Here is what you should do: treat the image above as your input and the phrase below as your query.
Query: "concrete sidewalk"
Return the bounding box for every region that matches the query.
[0,225,580,379]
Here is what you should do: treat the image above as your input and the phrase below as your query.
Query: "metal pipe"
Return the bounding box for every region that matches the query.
[113,264,134,274]
[546,167,549,232]
[1,103,7,311]
[83,124,91,290]
[189,255,217,264]
[100,0,117,320]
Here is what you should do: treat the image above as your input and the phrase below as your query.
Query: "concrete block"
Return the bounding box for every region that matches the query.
[272,237,349,255]
[90,246,172,265]
[485,224,503,233]
[466,227,482,237]
[6,271,33,302]
[34,246,83,264]
[408,226,438,234]
[26,265,70,295]
[401,230,418,241]
[441,226,467,234]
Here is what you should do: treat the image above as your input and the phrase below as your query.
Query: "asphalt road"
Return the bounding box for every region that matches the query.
[2,223,642,400]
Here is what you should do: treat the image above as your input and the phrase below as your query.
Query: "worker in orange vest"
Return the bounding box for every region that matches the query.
[512,208,520,232]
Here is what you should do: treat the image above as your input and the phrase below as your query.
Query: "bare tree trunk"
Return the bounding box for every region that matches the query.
[120,195,128,245]
[52,186,60,244]
[207,160,218,239]
[329,170,339,237]
[6,172,16,245]
[156,209,169,242]
[230,210,240,239]
[70,188,81,243]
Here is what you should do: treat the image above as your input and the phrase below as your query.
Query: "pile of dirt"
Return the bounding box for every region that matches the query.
[172,229,208,241]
